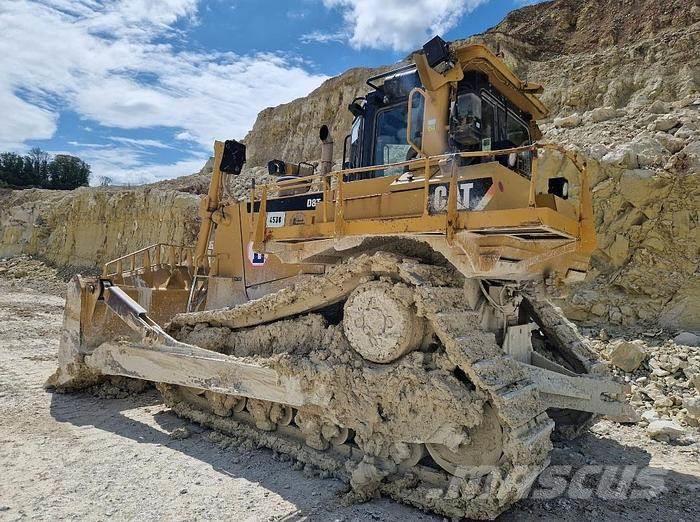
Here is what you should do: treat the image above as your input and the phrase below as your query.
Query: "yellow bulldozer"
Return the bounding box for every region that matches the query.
[48,37,631,519]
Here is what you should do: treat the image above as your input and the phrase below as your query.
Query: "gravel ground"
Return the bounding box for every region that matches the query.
[0,274,699,521]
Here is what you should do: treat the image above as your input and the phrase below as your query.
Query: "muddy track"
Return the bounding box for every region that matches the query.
[162,252,609,518]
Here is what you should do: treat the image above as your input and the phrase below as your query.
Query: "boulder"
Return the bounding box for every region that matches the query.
[673,331,699,347]
[641,410,659,423]
[684,397,700,420]
[654,132,685,153]
[591,106,624,123]
[674,126,696,140]
[609,340,647,372]
[678,141,700,171]
[607,234,630,267]
[602,146,639,168]
[554,113,582,128]
[649,100,671,114]
[646,419,686,441]
[618,168,669,213]
[602,138,667,169]
[634,137,670,167]
[653,116,680,132]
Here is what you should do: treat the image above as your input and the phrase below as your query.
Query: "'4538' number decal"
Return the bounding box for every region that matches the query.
[265,212,285,227]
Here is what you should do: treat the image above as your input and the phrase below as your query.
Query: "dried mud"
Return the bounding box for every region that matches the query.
[164,253,557,518]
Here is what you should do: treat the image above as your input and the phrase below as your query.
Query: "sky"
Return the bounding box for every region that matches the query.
[0,0,543,185]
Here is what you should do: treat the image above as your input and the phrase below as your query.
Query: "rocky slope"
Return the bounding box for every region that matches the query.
[244,67,385,167]
[0,0,698,331]
[0,186,199,268]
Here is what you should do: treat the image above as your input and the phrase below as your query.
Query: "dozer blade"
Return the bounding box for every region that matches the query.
[84,341,312,407]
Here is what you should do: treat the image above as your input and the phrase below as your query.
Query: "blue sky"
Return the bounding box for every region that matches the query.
[0,0,541,184]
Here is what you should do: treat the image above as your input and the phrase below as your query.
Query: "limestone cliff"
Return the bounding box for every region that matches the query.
[244,67,386,167]
[0,187,199,268]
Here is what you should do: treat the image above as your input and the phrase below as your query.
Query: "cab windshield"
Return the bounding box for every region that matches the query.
[373,105,411,177]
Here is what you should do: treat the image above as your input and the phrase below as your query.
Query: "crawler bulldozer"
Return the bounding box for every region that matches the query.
[48,37,631,519]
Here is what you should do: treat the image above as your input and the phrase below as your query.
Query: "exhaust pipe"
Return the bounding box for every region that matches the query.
[319,125,334,176]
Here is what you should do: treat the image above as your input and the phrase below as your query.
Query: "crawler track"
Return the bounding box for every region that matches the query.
[159,252,604,518]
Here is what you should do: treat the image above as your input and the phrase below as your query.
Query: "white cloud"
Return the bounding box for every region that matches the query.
[0,86,57,150]
[175,131,196,141]
[322,0,488,51]
[108,137,174,149]
[67,141,107,148]
[0,0,329,183]
[55,144,207,185]
[300,30,347,44]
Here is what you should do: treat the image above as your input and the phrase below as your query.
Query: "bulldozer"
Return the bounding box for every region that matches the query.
[48,37,631,519]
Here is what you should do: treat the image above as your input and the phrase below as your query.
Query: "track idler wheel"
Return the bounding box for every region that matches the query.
[343,281,424,363]
[425,404,503,477]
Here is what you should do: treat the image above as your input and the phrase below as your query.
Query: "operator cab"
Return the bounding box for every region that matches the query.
[343,37,537,180]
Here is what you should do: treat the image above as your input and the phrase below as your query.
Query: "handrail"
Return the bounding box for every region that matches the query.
[103,243,197,278]
[256,144,537,196]
[247,142,589,244]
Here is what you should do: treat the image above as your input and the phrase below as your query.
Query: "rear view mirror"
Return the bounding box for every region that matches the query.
[220,140,246,175]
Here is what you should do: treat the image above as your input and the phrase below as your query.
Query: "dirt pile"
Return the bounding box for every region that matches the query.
[0,255,94,296]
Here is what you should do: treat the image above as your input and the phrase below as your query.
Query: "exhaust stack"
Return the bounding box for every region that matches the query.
[319,125,333,176]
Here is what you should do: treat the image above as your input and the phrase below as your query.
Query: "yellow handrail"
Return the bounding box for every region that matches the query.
[103,243,197,278]
[246,142,589,245]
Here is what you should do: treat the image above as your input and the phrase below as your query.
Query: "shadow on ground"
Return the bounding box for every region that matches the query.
[48,389,416,521]
[49,389,700,521]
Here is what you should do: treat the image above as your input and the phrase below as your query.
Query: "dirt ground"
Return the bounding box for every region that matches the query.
[0,272,699,521]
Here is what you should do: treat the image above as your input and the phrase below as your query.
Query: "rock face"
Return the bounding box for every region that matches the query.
[244,67,386,167]
[0,187,199,267]
[0,161,271,268]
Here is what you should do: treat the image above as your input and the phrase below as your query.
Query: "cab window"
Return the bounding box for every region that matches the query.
[349,116,363,168]
[506,111,530,146]
[374,105,411,176]
[408,91,425,151]
[450,93,482,148]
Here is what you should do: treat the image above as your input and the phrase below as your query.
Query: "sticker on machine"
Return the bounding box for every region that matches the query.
[428,177,494,214]
[266,211,285,228]
[247,241,266,267]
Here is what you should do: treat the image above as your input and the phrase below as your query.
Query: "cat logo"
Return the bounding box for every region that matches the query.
[428,177,494,214]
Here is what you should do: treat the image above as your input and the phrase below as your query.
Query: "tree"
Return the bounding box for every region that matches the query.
[97,175,113,187]
[0,152,25,186]
[26,147,50,186]
[0,149,91,190]
[47,154,91,189]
